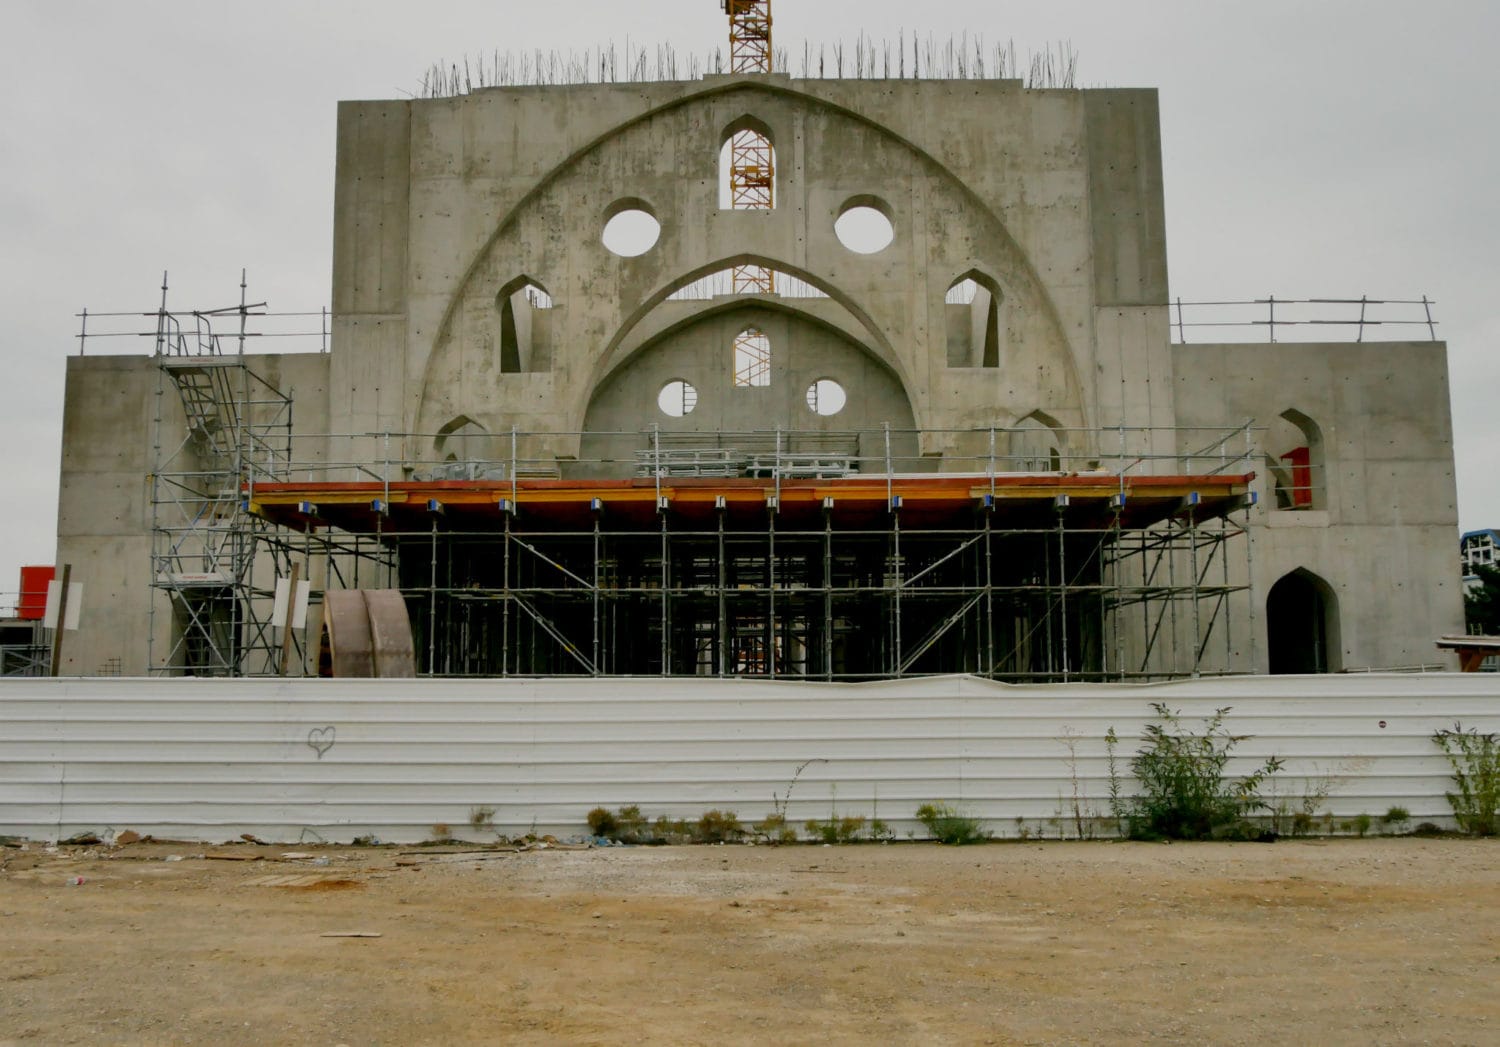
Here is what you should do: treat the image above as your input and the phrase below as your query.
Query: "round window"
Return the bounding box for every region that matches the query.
[805,379,847,417]
[602,208,661,257]
[834,204,894,254]
[658,380,699,417]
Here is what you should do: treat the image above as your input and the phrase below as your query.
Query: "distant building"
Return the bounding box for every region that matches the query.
[0,566,51,677]
[1461,529,1499,590]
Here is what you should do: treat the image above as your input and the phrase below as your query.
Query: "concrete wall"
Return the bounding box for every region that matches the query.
[53,353,331,676]
[330,77,1168,464]
[1173,341,1465,671]
[581,304,919,474]
[3,673,1496,843]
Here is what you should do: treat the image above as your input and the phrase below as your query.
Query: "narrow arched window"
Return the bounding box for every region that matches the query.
[945,271,1002,368]
[732,328,771,387]
[719,119,776,211]
[1266,408,1325,510]
[495,277,553,374]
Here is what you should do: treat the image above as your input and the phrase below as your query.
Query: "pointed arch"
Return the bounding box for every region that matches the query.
[1266,407,1326,509]
[719,114,776,211]
[1010,409,1067,471]
[732,327,772,387]
[495,276,554,374]
[433,415,489,462]
[945,269,1004,368]
[1267,567,1341,673]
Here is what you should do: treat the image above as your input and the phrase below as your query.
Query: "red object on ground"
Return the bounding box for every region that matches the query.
[17,565,55,620]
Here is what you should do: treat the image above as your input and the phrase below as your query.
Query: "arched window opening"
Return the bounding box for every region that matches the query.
[719,119,777,294]
[733,328,772,387]
[496,277,554,374]
[1266,408,1325,510]
[719,121,775,211]
[945,271,1002,368]
[1007,411,1066,472]
[427,416,504,480]
[1267,568,1341,674]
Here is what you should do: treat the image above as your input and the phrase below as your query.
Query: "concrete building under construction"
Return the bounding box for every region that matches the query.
[50,19,1465,680]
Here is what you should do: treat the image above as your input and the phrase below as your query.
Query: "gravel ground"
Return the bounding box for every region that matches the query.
[2,837,1499,1045]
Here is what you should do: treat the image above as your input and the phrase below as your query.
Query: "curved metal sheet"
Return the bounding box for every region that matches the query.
[319,590,374,678]
[365,589,416,679]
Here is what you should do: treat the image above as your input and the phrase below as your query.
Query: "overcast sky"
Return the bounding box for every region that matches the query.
[2,0,1496,605]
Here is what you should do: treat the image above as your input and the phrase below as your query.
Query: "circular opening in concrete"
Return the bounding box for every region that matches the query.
[834,202,894,254]
[657,379,699,417]
[602,209,661,257]
[805,378,847,416]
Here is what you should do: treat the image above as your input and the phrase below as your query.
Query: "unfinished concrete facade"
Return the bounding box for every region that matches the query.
[52,72,1465,677]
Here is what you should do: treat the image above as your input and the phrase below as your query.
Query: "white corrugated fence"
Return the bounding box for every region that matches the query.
[2,673,1498,843]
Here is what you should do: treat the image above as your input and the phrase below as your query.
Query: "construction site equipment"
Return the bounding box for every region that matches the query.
[720,0,777,295]
[318,590,417,678]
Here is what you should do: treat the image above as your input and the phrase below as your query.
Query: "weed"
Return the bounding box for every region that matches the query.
[753,813,799,845]
[1432,723,1500,836]
[1058,727,1099,839]
[586,807,618,838]
[613,805,649,843]
[868,817,894,843]
[1290,811,1314,837]
[1381,806,1411,834]
[1105,728,1125,825]
[653,815,692,844]
[915,802,987,845]
[468,805,496,833]
[694,809,743,844]
[805,815,866,844]
[1351,813,1372,838]
[1121,703,1283,841]
[427,823,453,843]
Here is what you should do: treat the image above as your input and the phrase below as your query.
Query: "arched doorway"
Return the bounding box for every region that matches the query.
[1267,569,1340,674]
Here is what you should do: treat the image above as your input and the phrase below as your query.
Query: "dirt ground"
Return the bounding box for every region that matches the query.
[2,837,1499,1046]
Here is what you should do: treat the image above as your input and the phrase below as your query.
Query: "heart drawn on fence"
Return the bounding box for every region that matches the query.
[307,726,336,759]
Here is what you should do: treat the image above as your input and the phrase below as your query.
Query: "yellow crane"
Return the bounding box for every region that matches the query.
[720,1,775,295]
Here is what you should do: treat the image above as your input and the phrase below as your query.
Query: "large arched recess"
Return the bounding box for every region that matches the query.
[580,303,919,477]
[1267,568,1341,674]
[412,77,1085,449]
[584,254,911,412]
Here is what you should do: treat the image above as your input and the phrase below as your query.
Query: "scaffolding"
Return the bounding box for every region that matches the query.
[234,423,1259,683]
[76,282,1261,680]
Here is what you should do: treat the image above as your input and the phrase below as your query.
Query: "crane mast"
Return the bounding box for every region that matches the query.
[722,0,772,73]
[720,1,775,294]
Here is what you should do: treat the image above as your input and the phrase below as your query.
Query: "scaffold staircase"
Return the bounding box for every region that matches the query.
[147,277,294,676]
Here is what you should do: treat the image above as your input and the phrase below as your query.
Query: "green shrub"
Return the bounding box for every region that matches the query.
[1432,723,1500,836]
[1381,806,1411,833]
[915,802,986,845]
[1122,703,1283,841]
[805,815,866,844]
[1351,812,1372,838]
